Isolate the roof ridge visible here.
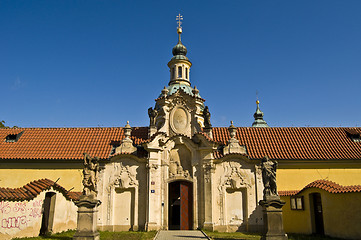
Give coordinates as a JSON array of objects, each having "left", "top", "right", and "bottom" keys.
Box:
[{"left": 279, "top": 179, "right": 361, "bottom": 196}]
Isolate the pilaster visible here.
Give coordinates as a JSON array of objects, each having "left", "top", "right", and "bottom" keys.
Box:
[{"left": 146, "top": 151, "right": 162, "bottom": 231}]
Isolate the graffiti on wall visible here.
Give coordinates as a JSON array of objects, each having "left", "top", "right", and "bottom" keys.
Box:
[{"left": 0, "top": 200, "right": 43, "bottom": 230}]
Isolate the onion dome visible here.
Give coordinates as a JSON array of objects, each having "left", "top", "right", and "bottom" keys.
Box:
[
  {"left": 252, "top": 100, "right": 269, "bottom": 127},
  {"left": 171, "top": 28, "right": 188, "bottom": 61}
]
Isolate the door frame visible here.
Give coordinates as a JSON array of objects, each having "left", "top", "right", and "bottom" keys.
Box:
[{"left": 166, "top": 178, "right": 195, "bottom": 230}]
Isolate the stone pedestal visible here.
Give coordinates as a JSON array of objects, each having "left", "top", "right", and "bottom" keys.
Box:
[
  {"left": 259, "top": 197, "right": 288, "bottom": 240},
  {"left": 73, "top": 196, "right": 101, "bottom": 240}
]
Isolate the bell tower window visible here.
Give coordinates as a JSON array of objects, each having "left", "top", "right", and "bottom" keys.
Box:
[
  {"left": 172, "top": 67, "right": 175, "bottom": 79},
  {"left": 185, "top": 68, "right": 188, "bottom": 79},
  {"left": 178, "top": 66, "right": 182, "bottom": 78}
]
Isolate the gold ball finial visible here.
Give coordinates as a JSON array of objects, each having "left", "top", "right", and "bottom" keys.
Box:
[
  {"left": 177, "top": 27, "right": 182, "bottom": 34},
  {"left": 256, "top": 100, "right": 260, "bottom": 105}
]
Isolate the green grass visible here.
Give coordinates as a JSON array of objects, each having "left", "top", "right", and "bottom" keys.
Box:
[
  {"left": 12, "top": 230, "right": 157, "bottom": 240},
  {"left": 203, "top": 231, "right": 345, "bottom": 240},
  {"left": 203, "top": 230, "right": 261, "bottom": 240}
]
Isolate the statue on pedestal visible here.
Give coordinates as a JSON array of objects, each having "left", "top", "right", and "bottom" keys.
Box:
[
  {"left": 82, "top": 153, "right": 99, "bottom": 198},
  {"left": 259, "top": 156, "right": 288, "bottom": 240},
  {"left": 73, "top": 153, "right": 101, "bottom": 240},
  {"left": 261, "top": 156, "right": 278, "bottom": 198}
]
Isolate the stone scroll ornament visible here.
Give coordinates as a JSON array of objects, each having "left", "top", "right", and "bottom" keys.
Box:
[
  {"left": 82, "top": 153, "right": 100, "bottom": 198},
  {"left": 203, "top": 106, "right": 212, "bottom": 128},
  {"left": 261, "top": 156, "right": 278, "bottom": 198}
]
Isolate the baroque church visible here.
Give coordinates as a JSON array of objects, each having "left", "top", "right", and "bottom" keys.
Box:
[{"left": 1, "top": 19, "right": 361, "bottom": 240}]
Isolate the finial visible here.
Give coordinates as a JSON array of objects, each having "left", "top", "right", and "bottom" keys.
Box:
[
  {"left": 176, "top": 13, "right": 183, "bottom": 30},
  {"left": 176, "top": 14, "right": 183, "bottom": 42},
  {"left": 228, "top": 121, "right": 237, "bottom": 139},
  {"left": 124, "top": 121, "right": 132, "bottom": 139},
  {"left": 192, "top": 86, "right": 199, "bottom": 96},
  {"left": 256, "top": 100, "right": 260, "bottom": 105},
  {"left": 161, "top": 86, "right": 169, "bottom": 96}
]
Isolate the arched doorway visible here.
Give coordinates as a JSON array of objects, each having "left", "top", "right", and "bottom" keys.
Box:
[{"left": 168, "top": 181, "right": 193, "bottom": 230}]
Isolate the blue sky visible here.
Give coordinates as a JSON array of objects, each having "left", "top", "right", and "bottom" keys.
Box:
[{"left": 1, "top": 0, "right": 361, "bottom": 127}]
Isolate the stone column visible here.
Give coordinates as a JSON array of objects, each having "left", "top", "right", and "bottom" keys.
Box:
[
  {"left": 259, "top": 196, "right": 288, "bottom": 240},
  {"left": 73, "top": 196, "right": 101, "bottom": 240}
]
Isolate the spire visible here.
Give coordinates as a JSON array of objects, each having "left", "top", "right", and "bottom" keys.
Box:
[
  {"left": 252, "top": 100, "right": 269, "bottom": 127},
  {"left": 168, "top": 14, "right": 192, "bottom": 86}
]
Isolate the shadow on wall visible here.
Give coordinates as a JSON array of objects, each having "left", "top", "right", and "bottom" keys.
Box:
[{"left": 243, "top": 204, "right": 263, "bottom": 233}]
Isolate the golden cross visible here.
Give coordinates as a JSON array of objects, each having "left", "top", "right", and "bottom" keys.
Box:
[{"left": 176, "top": 14, "right": 183, "bottom": 28}]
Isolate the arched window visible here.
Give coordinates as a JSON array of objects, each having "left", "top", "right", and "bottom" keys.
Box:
[
  {"left": 178, "top": 66, "right": 182, "bottom": 78},
  {"left": 172, "top": 67, "right": 175, "bottom": 79},
  {"left": 185, "top": 68, "right": 188, "bottom": 79}
]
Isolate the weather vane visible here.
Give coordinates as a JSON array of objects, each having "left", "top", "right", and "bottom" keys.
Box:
[{"left": 176, "top": 13, "right": 183, "bottom": 29}]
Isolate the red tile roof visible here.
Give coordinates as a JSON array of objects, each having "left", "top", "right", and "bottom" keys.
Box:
[
  {"left": 0, "top": 127, "right": 360, "bottom": 161},
  {"left": 213, "top": 127, "right": 361, "bottom": 160},
  {"left": 0, "top": 127, "right": 148, "bottom": 160},
  {"left": 279, "top": 179, "right": 361, "bottom": 196},
  {"left": 0, "top": 178, "right": 81, "bottom": 201}
]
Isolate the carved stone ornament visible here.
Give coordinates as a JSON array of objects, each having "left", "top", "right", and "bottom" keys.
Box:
[
  {"left": 113, "top": 163, "right": 138, "bottom": 189},
  {"left": 220, "top": 162, "right": 250, "bottom": 191},
  {"left": 147, "top": 163, "right": 159, "bottom": 173},
  {"left": 169, "top": 158, "right": 190, "bottom": 179},
  {"left": 170, "top": 106, "right": 189, "bottom": 134},
  {"left": 203, "top": 162, "right": 215, "bottom": 183}
]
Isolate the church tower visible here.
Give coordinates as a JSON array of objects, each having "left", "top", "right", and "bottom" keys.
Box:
[{"left": 148, "top": 16, "right": 207, "bottom": 138}]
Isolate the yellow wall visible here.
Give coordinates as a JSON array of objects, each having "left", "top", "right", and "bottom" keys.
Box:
[
  {"left": 0, "top": 169, "right": 83, "bottom": 191},
  {"left": 281, "top": 189, "right": 361, "bottom": 239},
  {"left": 281, "top": 195, "right": 312, "bottom": 235},
  {"left": 277, "top": 168, "right": 361, "bottom": 191}
]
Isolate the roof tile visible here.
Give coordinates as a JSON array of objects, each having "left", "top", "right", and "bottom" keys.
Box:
[
  {"left": 279, "top": 179, "right": 361, "bottom": 196},
  {"left": 0, "top": 179, "right": 81, "bottom": 201}
]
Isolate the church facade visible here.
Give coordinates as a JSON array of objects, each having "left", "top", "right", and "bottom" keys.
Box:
[
  {"left": 97, "top": 26, "right": 264, "bottom": 232},
  {"left": 1, "top": 23, "right": 361, "bottom": 239}
]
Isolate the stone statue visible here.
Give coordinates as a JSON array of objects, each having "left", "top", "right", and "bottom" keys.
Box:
[
  {"left": 203, "top": 106, "right": 212, "bottom": 128},
  {"left": 261, "top": 156, "right": 278, "bottom": 197},
  {"left": 82, "top": 153, "right": 100, "bottom": 197},
  {"left": 148, "top": 107, "right": 158, "bottom": 127}
]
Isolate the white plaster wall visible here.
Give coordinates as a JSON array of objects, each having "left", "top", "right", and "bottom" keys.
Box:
[
  {"left": 98, "top": 157, "right": 147, "bottom": 230},
  {"left": 212, "top": 159, "right": 262, "bottom": 231},
  {"left": 0, "top": 188, "right": 77, "bottom": 240}
]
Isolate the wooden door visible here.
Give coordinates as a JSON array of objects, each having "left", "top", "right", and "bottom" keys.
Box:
[{"left": 180, "top": 181, "right": 193, "bottom": 230}]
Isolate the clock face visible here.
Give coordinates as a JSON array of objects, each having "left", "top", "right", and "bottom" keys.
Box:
[{"left": 170, "top": 107, "right": 189, "bottom": 134}]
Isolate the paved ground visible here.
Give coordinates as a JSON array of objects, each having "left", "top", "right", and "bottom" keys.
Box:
[{"left": 155, "top": 230, "right": 209, "bottom": 240}]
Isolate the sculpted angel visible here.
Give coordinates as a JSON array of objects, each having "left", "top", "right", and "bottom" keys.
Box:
[{"left": 82, "top": 153, "right": 100, "bottom": 197}]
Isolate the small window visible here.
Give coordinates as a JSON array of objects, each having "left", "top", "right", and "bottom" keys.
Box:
[
  {"left": 172, "top": 67, "right": 175, "bottom": 79},
  {"left": 178, "top": 66, "right": 182, "bottom": 78},
  {"left": 185, "top": 68, "right": 188, "bottom": 79},
  {"left": 290, "top": 196, "right": 304, "bottom": 210}
]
